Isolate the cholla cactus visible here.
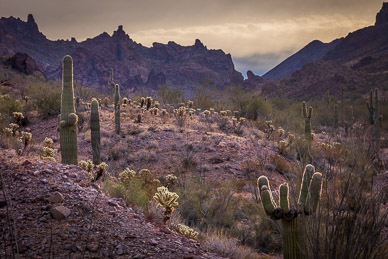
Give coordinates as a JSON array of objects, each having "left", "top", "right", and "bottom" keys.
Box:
[
  {"left": 176, "top": 224, "right": 198, "bottom": 240},
  {"left": 41, "top": 145, "right": 56, "bottom": 162},
  {"left": 122, "top": 97, "right": 128, "bottom": 105},
  {"left": 302, "top": 101, "right": 313, "bottom": 140},
  {"left": 94, "top": 162, "right": 108, "bottom": 181},
  {"left": 219, "top": 110, "right": 227, "bottom": 116},
  {"left": 13, "top": 112, "right": 24, "bottom": 126},
  {"left": 278, "top": 127, "right": 285, "bottom": 137},
  {"left": 165, "top": 174, "right": 178, "bottom": 188},
  {"left": 140, "top": 97, "right": 145, "bottom": 108},
  {"left": 154, "top": 101, "right": 160, "bottom": 108},
  {"left": 257, "top": 164, "right": 322, "bottom": 259},
  {"left": 20, "top": 131, "right": 32, "bottom": 148},
  {"left": 3, "top": 127, "right": 13, "bottom": 137},
  {"left": 44, "top": 137, "right": 54, "bottom": 148},
  {"left": 119, "top": 168, "right": 136, "bottom": 184},
  {"left": 174, "top": 106, "right": 187, "bottom": 129},
  {"left": 146, "top": 97, "right": 153, "bottom": 110},
  {"left": 187, "top": 100, "right": 193, "bottom": 108},
  {"left": 139, "top": 169, "right": 151, "bottom": 179},
  {"left": 9, "top": 123, "right": 19, "bottom": 136},
  {"left": 153, "top": 186, "right": 179, "bottom": 224},
  {"left": 203, "top": 110, "right": 210, "bottom": 117},
  {"left": 278, "top": 140, "right": 287, "bottom": 154},
  {"left": 78, "top": 160, "right": 94, "bottom": 173}
]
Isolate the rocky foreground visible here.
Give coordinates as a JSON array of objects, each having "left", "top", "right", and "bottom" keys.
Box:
[{"left": 0, "top": 148, "right": 222, "bottom": 259}]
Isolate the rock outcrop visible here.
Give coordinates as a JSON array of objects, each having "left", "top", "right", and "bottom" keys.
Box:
[
  {"left": 375, "top": 2, "right": 388, "bottom": 25},
  {"left": 4, "top": 52, "right": 46, "bottom": 78},
  {"left": 0, "top": 15, "right": 243, "bottom": 96}
]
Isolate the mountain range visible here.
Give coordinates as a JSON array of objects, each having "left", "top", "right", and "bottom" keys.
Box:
[
  {"left": 0, "top": 14, "right": 255, "bottom": 96},
  {"left": 261, "top": 2, "right": 388, "bottom": 99},
  {"left": 1, "top": 3, "right": 388, "bottom": 99}
]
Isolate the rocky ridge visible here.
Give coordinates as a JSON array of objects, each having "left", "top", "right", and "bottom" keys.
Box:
[{"left": 0, "top": 15, "right": 244, "bottom": 96}]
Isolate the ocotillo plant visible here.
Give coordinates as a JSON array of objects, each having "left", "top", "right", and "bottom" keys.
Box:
[
  {"left": 146, "top": 96, "right": 152, "bottom": 110},
  {"left": 302, "top": 102, "right": 313, "bottom": 140},
  {"left": 334, "top": 104, "right": 338, "bottom": 129},
  {"left": 91, "top": 98, "right": 100, "bottom": 164},
  {"left": 258, "top": 164, "right": 323, "bottom": 259},
  {"left": 114, "top": 84, "right": 120, "bottom": 134},
  {"left": 59, "top": 55, "right": 78, "bottom": 164}
]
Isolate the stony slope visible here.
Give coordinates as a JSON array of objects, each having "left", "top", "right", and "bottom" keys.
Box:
[{"left": 0, "top": 149, "right": 223, "bottom": 258}]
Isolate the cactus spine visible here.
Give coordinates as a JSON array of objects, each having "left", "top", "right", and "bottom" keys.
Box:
[
  {"left": 302, "top": 102, "right": 313, "bottom": 140},
  {"left": 59, "top": 55, "right": 78, "bottom": 164},
  {"left": 91, "top": 98, "right": 100, "bottom": 164},
  {"left": 334, "top": 104, "right": 338, "bottom": 129},
  {"left": 114, "top": 84, "right": 120, "bottom": 134},
  {"left": 258, "top": 164, "right": 323, "bottom": 259}
]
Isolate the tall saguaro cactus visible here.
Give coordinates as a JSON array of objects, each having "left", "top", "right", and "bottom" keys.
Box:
[
  {"left": 114, "top": 84, "right": 120, "bottom": 134},
  {"left": 59, "top": 55, "right": 78, "bottom": 164},
  {"left": 334, "top": 104, "right": 338, "bottom": 129},
  {"left": 109, "top": 68, "right": 115, "bottom": 96},
  {"left": 367, "top": 88, "right": 382, "bottom": 140},
  {"left": 258, "top": 164, "right": 323, "bottom": 259},
  {"left": 302, "top": 102, "right": 313, "bottom": 140},
  {"left": 91, "top": 98, "right": 100, "bottom": 164},
  {"left": 341, "top": 86, "right": 345, "bottom": 127}
]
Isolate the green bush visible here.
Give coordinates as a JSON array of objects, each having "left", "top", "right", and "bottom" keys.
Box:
[{"left": 26, "top": 81, "right": 61, "bottom": 117}]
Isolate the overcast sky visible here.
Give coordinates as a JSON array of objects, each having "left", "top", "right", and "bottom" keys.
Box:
[{"left": 0, "top": 0, "right": 383, "bottom": 76}]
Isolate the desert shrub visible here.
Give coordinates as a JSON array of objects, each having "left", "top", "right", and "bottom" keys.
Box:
[
  {"left": 202, "top": 229, "right": 260, "bottom": 259},
  {"left": 0, "top": 95, "right": 22, "bottom": 130},
  {"left": 26, "top": 81, "right": 61, "bottom": 117},
  {"left": 157, "top": 85, "right": 183, "bottom": 106},
  {"left": 270, "top": 154, "right": 291, "bottom": 174}
]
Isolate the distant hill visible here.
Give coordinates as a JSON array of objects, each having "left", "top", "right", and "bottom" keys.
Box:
[
  {"left": 0, "top": 15, "right": 243, "bottom": 96},
  {"left": 263, "top": 38, "right": 342, "bottom": 81},
  {"left": 262, "top": 3, "right": 388, "bottom": 99}
]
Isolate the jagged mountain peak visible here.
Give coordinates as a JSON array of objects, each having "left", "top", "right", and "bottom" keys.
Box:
[{"left": 375, "top": 2, "right": 388, "bottom": 25}]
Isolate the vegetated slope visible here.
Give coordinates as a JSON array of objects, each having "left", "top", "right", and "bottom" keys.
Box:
[
  {"left": 0, "top": 149, "right": 223, "bottom": 258},
  {"left": 261, "top": 3, "right": 388, "bottom": 99},
  {"left": 0, "top": 15, "right": 243, "bottom": 96},
  {"left": 262, "top": 38, "right": 342, "bottom": 81}
]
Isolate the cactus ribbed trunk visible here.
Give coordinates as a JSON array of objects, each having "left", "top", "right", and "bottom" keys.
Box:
[
  {"left": 115, "top": 84, "right": 120, "bottom": 134},
  {"left": 302, "top": 102, "right": 312, "bottom": 140},
  {"left": 91, "top": 98, "right": 100, "bottom": 164},
  {"left": 374, "top": 89, "right": 380, "bottom": 140},
  {"left": 59, "top": 55, "right": 78, "bottom": 164},
  {"left": 281, "top": 219, "right": 302, "bottom": 259}
]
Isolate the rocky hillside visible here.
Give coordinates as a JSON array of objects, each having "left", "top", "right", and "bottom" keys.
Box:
[
  {"left": 262, "top": 3, "right": 388, "bottom": 99},
  {"left": 262, "top": 39, "right": 342, "bottom": 81},
  {"left": 0, "top": 149, "right": 224, "bottom": 258},
  {"left": 0, "top": 15, "right": 244, "bottom": 96}
]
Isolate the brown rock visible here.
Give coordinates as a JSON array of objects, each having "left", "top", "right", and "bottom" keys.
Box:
[
  {"left": 47, "top": 192, "right": 64, "bottom": 203},
  {"left": 50, "top": 206, "right": 71, "bottom": 220}
]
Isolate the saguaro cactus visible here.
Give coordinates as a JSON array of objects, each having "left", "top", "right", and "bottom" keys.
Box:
[
  {"left": 114, "top": 84, "right": 120, "bottom": 134},
  {"left": 258, "top": 164, "right": 323, "bottom": 259},
  {"left": 109, "top": 68, "right": 115, "bottom": 96},
  {"left": 91, "top": 98, "right": 100, "bottom": 164},
  {"left": 59, "top": 55, "right": 78, "bottom": 164},
  {"left": 302, "top": 102, "right": 313, "bottom": 140},
  {"left": 367, "top": 88, "right": 381, "bottom": 140},
  {"left": 341, "top": 86, "right": 345, "bottom": 127},
  {"left": 334, "top": 104, "right": 338, "bottom": 129}
]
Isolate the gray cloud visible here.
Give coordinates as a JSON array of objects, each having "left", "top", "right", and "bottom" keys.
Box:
[{"left": 0, "top": 0, "right": 383, "bottom": 73}]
